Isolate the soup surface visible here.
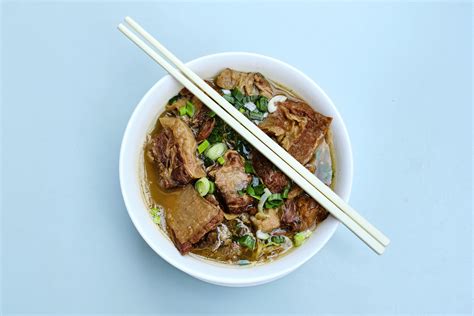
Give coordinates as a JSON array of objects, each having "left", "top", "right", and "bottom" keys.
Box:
[{"left": 142, "top": 68, "right": 335, "bottom": 265}]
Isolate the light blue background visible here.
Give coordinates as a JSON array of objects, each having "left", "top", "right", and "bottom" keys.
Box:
[{"left": 1, "top": 1, "right": 472, "bottom": 315}]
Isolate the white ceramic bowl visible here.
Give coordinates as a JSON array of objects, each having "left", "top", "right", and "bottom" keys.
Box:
[{"left": 119, "top": 52, "right": 353, "bottom": 287}]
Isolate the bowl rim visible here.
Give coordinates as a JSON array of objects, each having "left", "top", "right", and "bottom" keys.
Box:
[{"left": 119, "top": 51, "right": 353, "bottom": 286}]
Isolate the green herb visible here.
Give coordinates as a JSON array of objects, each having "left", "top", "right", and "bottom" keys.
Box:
[
  {"left": 239, "top": 108, "right": 246, "bottom": 113},
  {"left": 222, "top": 94, "right": 235, "bottom": 104},
  {"left": 217, "top": 156, "right": 225, "bottom": 165},
  {"left": 253, "top": 184, "right": 265, "bottom": 196},
  {"left": 238, "top": 235, "right": 256, "bottom": 250},
  {"left": 270, "top": 235, "right": 285, "bottom": 244},
  {"left": 246, "top": 185, "right": 260, "bottom": 200},
  {"left": 185, "top": 101, "right": 195, "bottom": 117},
  {"left": 243, "top": 95, "right": 259, "bottom": 103},
  {"left": 255, "top": 96, "right": 269, "bottom": 112},
  {"left": 249, "top": 110, "right": 265, "bottom": 121},
  {"left": 265, "top": 200, "right": 284, "bottom": 208},
  {"left": 195, "top": 177, "right": 211, "bottom": 196},
  {"left": 197, "top": 140, "right": 210, "bottom": 154},
  {"left": 205, "top": 143, "right": 227, "bottom": 160},
  {"left": 178, "top": 106, "right": 187, "bottom": 116},
  {"left": 231, "top": 88, "right": 245, "bottom": 102},
  {"left": 265, "top": 193, "right": 283, "bottom": 208},
  {"left": 294, "top": 230, "right": 312, "bottom": 247},
  {"left": 168, "top": 94, "right": 181, "bottom": 104},
  {"left": 244, "top": 160, "right": 255, "bottom": 174}
]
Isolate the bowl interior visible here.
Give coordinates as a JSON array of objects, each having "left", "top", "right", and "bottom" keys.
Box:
[{"left": 119, "top": 52, "right": 353, "bottom": 287}]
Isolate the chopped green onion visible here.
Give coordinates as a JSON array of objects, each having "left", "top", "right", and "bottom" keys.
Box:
[
  {"left": 149, "top": 207, "right": 160, "bottom": 217},
  {"left": 256, "top": 96, "right": 269, "bottom": 112},
  {"left": 208, "top": 111, "right": 216, "bottom": 117},
  {"left": 238, "top": 235, "right": 256, "bottom": 250},
  {"left": 150, "top": 207, "right": 162, "bottom": 225},
  {"left": 178, "top": 106, "right": 187, "bottom": 116},
  {"left": 258, "top": 188, "right": 272, "bottom": 212},
  {"left": 231, "top": 88, "right": 244, "bottom": 102},
  {"left": 239, "top": 108, "right": 246, "bottom": 113},
  {"left": 249, "top": 111, "right": 265, "bottom": 121},
  {"left": 244, "top": 160, "right": 255, "bottom": 174},
  {"left": 294, "top": 230, "right": 312, "bottom": 247},
  {"left": 208, "top": 181, "right": 215, "bottom": 194},
  {"left": 195, "top": 177, "right": 210, "bottom": 196},
  {"left": 206, "top": 143, "right": 227, "bottom": 160},
  {"left": 197, "top": 140, "right": 210, "bottom": 154},
  {"left": 270, "top": 235, "right": 285, "bottom": 244},
  {"left": 217, "top": 156, "right": 225, "bottom": 165},
  {"left": 222, "top": 94, "right": 235, "bottom": 104},
  {"left": 185, "top": 101, "right": 195, "bottom": 117},
  {"left": 253, "top": 184, "right": 265, "bottom": 195},
  {"left": 282, "top": 185, "right": 290, "bottom": 199}
]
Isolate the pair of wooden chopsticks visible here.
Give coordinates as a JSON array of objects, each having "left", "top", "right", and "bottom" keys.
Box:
[{"left": 118, "top": 17, "right": 390, "bottom": 254}]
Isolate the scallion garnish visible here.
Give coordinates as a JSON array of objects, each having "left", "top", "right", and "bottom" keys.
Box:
[
  {"left": 185, "top": 101, "right": 195, "bottom": 117},
  {"left": 238, "top": 235, "right": 256, "bottom": 250},
  {"left": 197, "top": 140, "right": 210, "bottom": 154},
  {"left": 195, "top": 177, "right": 211, "bottom": 196},
  {"left": 217, "top": 156, "right": 225, "bottom": 165}
]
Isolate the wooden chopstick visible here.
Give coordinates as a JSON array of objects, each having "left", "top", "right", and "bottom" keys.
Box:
[
  {"left": 118, "top": 19, "right": 389, "bottom": 254},
  {"left": 124, "top": 17, "right": 390, "bottom": 248}
]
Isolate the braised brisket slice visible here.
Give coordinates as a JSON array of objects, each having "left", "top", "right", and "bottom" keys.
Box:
[
  {"left": 166, "top": 185, "right": 224, "bottom": 254},
  {"left": 259, "top": 100, "right": 332, "bottom": 165},
  {"left": 281, "top": 194, "right": 329, "bottom": 231},
  {"left": 213, "top": 150, "right": 255, "bottom": 214},
  {"left": 148, "top": 117, "right": 205, "bottom": 189},
  {"left": 215, "top": 68, "right": 273, "bottom": 98},
  {"left": 251, "top": 151, "right": 288, "bottom": 193}
]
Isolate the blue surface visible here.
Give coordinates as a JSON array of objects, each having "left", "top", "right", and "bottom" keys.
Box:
[{"left": 1, "top": 1, "right": 472, "bottom": 315}]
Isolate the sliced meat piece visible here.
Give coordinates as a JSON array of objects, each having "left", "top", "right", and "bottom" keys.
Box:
[
  {"left": 251, "top": 151, "right": 288, "bottom": 193},
  {"left": 148, "top": 117, "right": 206, "bottom": 189},
  {"left": 192, "top": 107, "right": 215, "bottom": 142},
  {"left": 281, "top": 194, "right": 328, "bottom": 231},
  {"left": 297, "top": 195, "right": 328, "bottom": 230},
  {"left": 205, "top": 194, "right": 220, "bottom": 207},
  {"left": 165, "top": 185, "right": 224, "bottom": 254},
  {"left": 253, "top": 73, "right": 273, "bottom": 99},
  {"left": 214, "top": 150, "right": 255, "bottom": 214},
  {"left": 281, "top": 198, "right": 300, "bottom": 229},
  {"left": 259, "top": 100, "right": 332, "bottom": 165},
  {"left": 166, "top": 88, "right": 215, "bottom": 142},
  {"left": 251, "top": 209, "right": 280, "bottom": 232},
  {"left": 215, "top": 68, "right": 273, "bottom": 98},
  {"left": 286, "top": 185, "right": 303, "bottom": 200}
]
